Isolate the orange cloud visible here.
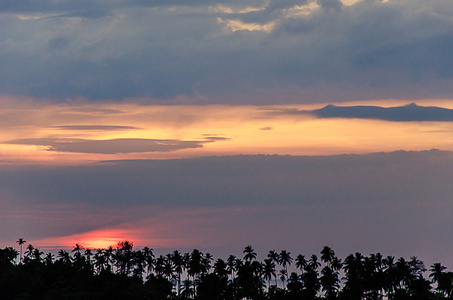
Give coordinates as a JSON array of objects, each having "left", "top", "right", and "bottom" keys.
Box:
[{"left": 0, "top": 96, "right": 452, "bottom": 165}]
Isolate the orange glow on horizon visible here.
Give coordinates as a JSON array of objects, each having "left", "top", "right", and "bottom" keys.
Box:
[
  {"left": 0, "top": 96, "right": 452, "bottom": 165},
  {"left": 31, "top": 228, "right": 141, "bottom": 250}
]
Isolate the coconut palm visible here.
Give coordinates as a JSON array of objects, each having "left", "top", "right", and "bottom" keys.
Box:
[
  {"left": 171, "top": 250, "right": 184, "bottom": 295},
  {"left": 279, "top": 250, "right": 293, "bottom": 275},
  {"left": 309, "top": 254, "right": 321, "bottom": 270},
  {"left": 57, "top": 249, "right": 71, "bottom": 265},
  {"left": 143, "top": 246, "right": 155, "bottom": 275},
  {"left": 16, "top": 238, "right": 26, "bottom": 264},
  {"left": 320, "top": 265, "right": 339, "bottom": 299},
  {"left": 24, "top": 244, "right": 35, "bottom": 261},
  {"left": 227, "top": 254, "right": 237, "bottom": 280},
  {"left": 202, "top": 252, "right": 213, "bottom": 275},
  {"left": 263, "top": 258, "right": 276, "bottom": 291},
  {"left": 320, "top": 246, "right": 335, "bottom": 266},
  {"left": 188, "top": 249, "right": 203, "bottom": 281},
  {"left": 279, "top": 269, "right": 288, "bottom": 288},
  {"left": 243, "top": 245, "right": 257, "bottom": 263},
  {"left": 268, "top": 250, "right": 280, "bottom": 287},
  {"left": 296, "top": 254, "right": 307, "bottom": 273}
]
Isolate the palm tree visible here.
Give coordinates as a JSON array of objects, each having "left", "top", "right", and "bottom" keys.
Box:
[
  {"left": 227, "top": 254, "right": 237, "bottom": 280},
  {"left": 133, "top": 249, "right": 146, "bottom": 278},
  {"left": 430, "top": 262, "right": 447, "bottom": 285},
  {"left": 188, "top": 249, "right": 203, "bottom": 281},
  {"left": 163, "top": 254, "right": 175, "bottom": 281},
  {"left": 302, "top": 263, "right": 321, "bottom": 299},
  {"left": 202, "top": 252, "right": 213, "bottom": 276},
  {"left": 44, "top": 252, "right": 54, "bottom": 265},
  {"left": 94, "top": 249, "right": 107, "bottom": 274},
  {"left": 320, "top": 246, "right": 335, "bottom": 266},
  {"left": 16, "top": 238, "right": 26, "bottom": 264},
  {"left": 263, "top": 258, "right": 276, "bottom": 291},
  {"left": 155, "top": 255, "right": 165, "bottom": 277},
  {"left": 143, "top": 246, "right": 155, "bottom": 275},
  {"left": 309, "top": 254, "right": 321, "bottom": 270},
  {"left": 279, "top": 269, "right": 288, "bottom": 288},
  {"left": 268, "top": 250, "right": 280, "bottom": 287},
  {"left": 295, "top": 254, "right": 307, "bottom": 274},
  {"left": 57, "top": 249, "right": 71, "bottom": 265},
  {"left": 279, "top": 250, "right": 293, "bottom": 275},
  {"left": 171, "top": 250, "right": 184, "bottom": 295},
  {"left": 24, "top": 244, "right": 35, "bottom": 261},
  {"left": 320, "top": 265, "right": 339, "bottom": 299},
  {"left": 214, "top": 258, "right": 228, "bottom": 278},
  {"left": 243, "top": 245, "right": 257, "bottom": 263},
  {"left": 267, "top": 250, "right": 280, "bottom": 266},
  {"left": 181, "top": 279, "right": 195, "bottom": 299},
  {"left": 32, "top": 248, "right": 44, "bottom": 262}
]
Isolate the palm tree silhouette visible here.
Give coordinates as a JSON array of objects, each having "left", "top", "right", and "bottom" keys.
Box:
[
  {"left": 320, "top": 246, "right": 335, "bottom": 266},
  {"left": 320, "top": 265, "right": 339, "bottom": 299},
  {"left": 142, "top": 246, "right": 155, "bottom": 275},
  {"left": 24, "top": 244, "right": 35, "bottom": 261},
  {"left": 430, "top": 262, "right": 447, "bottom": 284},
  {"left": 296, "top": 254, "right": 307, "bottom": 274},
  {"left": 227, "top": 254, "right": 237, "bottom": 280},
  {"left": 279, "top": 250, "right": 293, "bottom": 275},
  {"left": 16, "top": 238, "right": 26, "bottom": 264},
  {"left": 171, "top": 250, "right": 184, "bottom": 296},
  {"left": 243, "top": 245, "right": 257, "bottom": 263},
  {"left": 263, "top": 258, "right": 276, "bottom": 291},
  {"left": 267, "top": 250, "right": 280, "bottom": 287},
  {"left": 279, "top": 269, "right": 288, "bottom": 287}
]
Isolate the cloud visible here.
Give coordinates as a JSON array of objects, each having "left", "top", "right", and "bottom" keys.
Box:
[
  {"left": 51, "top": 125, "right": 140, "bottom": 131},
  {"left": 283, "top": 103, "right": 453, "bottom": 121},
  {"left": 2, "top": 138, "right": 210, "bottom": 154},
  {"left": 2, "top": 150, "right": 453, "bottom": 265},
  {"left": 0, "top": 0, "right": 451, "bottom": 103}
]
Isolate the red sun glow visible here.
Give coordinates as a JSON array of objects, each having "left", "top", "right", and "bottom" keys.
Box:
[{"left": 32, "top": 228, "right": 140, "bottom": 249}]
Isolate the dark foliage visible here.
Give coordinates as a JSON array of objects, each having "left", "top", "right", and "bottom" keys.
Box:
[{"left": 0, "top": 242, "right": 451, "bottom": 300}]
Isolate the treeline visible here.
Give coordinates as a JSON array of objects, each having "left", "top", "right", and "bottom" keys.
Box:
[{"left": 1, "top": 240, "right": 452, "bottom": 299}]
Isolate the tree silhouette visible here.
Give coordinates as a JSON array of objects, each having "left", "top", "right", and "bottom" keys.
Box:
[
  {"left": 1, "top": 243, "right": 452, "bottom": 300},
  {"left": 16, "top": 238, "right": 26, "bottom": 264},
  {"left": 263, "top": 258, "right": 276, "bottom": 291},
  {"left": 243, "top": 245, "right": 257, "bottom": 263},
  {"left": 279, "top": 250, "right": 293, "bottom": 276}
]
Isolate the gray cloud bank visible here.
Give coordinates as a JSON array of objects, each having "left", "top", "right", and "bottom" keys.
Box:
[
  {"left": 1, "top": 137, "right": 228, "bottom": 154},
  {"left": 0, "top": 0, "right": 452, "bottom": 103},
  {"left": 2, "top": 150, "right": 453, "bottom": 262},
  {"left": 286, "top": 103, "right": 453, "bottom": 121}
]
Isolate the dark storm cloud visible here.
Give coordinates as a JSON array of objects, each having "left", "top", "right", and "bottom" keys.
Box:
[
  {"left": 2, "top": 138, "right": 207, "bottom": 154},
  {"left": 281, "top": 103, "right": 453, "bottom": 121},
  {"left": 0, "top": 0, "right": 452, "bottom": 102}
]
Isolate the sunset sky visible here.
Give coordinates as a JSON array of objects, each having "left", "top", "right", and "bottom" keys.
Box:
[{"left": 1, "top": 0, "right": 453, "bottom": 266}]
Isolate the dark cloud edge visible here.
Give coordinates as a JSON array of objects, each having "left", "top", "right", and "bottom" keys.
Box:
[
  {"left": 97, "top": 148, "right": 451, "bottom": 164},
  {"left": 279, "top": 103, "right": 453, "bottom": 122},
  {"left": 0, "top": 137, "right": 229, "bottom": 154}
]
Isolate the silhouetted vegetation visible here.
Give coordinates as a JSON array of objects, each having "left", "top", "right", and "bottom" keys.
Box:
[{"left": 1, "top": 242, "right": 452, "bottom": 299}]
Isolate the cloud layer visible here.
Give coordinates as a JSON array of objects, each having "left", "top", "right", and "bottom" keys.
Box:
[
  {"left": 283, "top": 103, "right": 453, "bottom": 121},
  {"left": 2, "top": 150, "right": 453, "bottom": 264},
  {"left": 0, "top": 0, "right": 452, "bottom": 103}
]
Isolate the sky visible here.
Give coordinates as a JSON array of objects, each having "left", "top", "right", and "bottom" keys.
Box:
[{"left": 1, "top": 0, "right": 453, "bottom": 267}]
